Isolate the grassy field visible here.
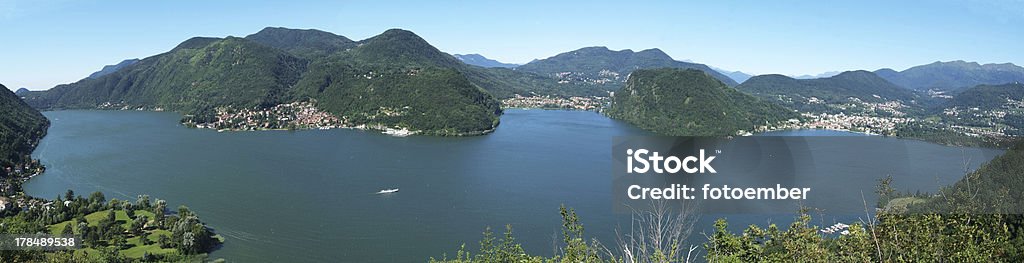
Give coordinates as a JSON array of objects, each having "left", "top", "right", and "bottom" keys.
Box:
[
  {"left": 46, "top": 209, "right": 175, "bottom": 259},
  {"left": 884, "top": 196, "right": 930, "bottom": 213}
]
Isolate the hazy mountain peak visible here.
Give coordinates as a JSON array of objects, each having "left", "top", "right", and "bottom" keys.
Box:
[
  {"left": 791, "top": 71, "right": 841, "bottom": 79},
  {"left": 453, "top": 54, "right": 519, "bottom": 68}
]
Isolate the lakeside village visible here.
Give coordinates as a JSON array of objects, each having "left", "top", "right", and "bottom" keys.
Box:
[
  {"left": 178, "top": 101, "right": 420, "bottom": 137},
  {"left": 0, "top": 159, "right": 48, "bottom": 213},
  {"left": 98, "top": 91, "right": 1017, "bottom": 140}
]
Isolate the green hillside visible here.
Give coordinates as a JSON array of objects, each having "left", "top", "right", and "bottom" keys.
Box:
[
  {"left": 23, "top": 36, "right": 307, "bottom": 113},
  {"left": 605, "top": 68, "right": 796, "bottom": 136},
  {"left": 737, "top": 70, "right": 920, "bottom": 111},
  {"left": 339, "top": 29, "right": 463, "bottom": 68},
  {"left": 876, "top": 61, "right": 1024, "bottom": 91},
  {"left": 915, "top": 139, "right": 1024, "bottom": 213},
  {"left": 0, "top": 84, "right": 49, "bottom": 176},
  {"left": 23, "top": 28, "right": 503, "bottom": 135},
  {"left": 293, "top": 63, "right": 501, "bottom": 135},
  {"left": 244, "top": 27, "right": 356, "bottom": 59},
  {"left": 948, "top": 83, "right": 1024, "bottom": 110}
]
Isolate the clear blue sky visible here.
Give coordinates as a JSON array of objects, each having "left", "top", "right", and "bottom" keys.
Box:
[{"left": 2, "top": 0, "right": 1022, "bottom": 90}]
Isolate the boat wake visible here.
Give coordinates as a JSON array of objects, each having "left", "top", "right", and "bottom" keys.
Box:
[{"left": 375, "top": 188, "right": 399, "bottom": 194}]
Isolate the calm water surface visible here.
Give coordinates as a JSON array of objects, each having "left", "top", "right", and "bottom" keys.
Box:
[{"left": 25, "top": 110, "right": 1003, "bottom": 262}]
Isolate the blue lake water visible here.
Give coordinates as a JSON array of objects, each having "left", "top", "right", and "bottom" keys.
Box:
[{"left": 25, "top": 109, "right": 1004, "bottom": 262}]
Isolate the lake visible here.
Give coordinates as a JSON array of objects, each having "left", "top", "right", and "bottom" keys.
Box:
[{"left": 25, "top": 109, "right": 1004, "bottom": 262}]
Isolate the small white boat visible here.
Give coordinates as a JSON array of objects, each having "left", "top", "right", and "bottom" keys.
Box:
[{"left": 377, "top": 188, "right": 399, "bottom": 194}]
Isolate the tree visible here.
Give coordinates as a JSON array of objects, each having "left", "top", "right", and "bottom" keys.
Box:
[
  {"left": 136, "top": 195, "right": 151, "bottom": 209},
  {"left": 60, "top": 223, "right": 74, "bottom": 236},
  {"left": 88, "top": 192, "right": 106, "bottom": 207},
  {"left": 157, "top": 234, "right": 171, "bottom": 249},
  {"left": 139, "top": 231, "right": 151, "bottom": 245},
  {"left": 131, "top": 216, "right": 146, "bottom": 236}
]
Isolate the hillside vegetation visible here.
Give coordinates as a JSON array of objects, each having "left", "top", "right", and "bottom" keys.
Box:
[
  {"left": 0, "top": 84, "right": 48, "bottom": 177},
  {"left": 22, "top": 28, "right": 503, "bottom": 135},
  {"left": 876, "top": 60, "right": 1024, "bottom": 91},
  {"left": 605, "top": 68, "right": 796, "bottom": 136}
]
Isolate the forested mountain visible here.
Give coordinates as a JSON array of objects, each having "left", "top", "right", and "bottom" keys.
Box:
[
  {"left": 244, "top": 27, "right": 355, "bottom": 59},
  {"left": 947, "top": 83, "right": 1024, "bottom": 110},
  {"left": 23, "top": 36, "right": 307, "bottom": 112},
  {"left": 14, "top": 88, "right": 29, "bottom": 95},
  {"left": 21, "top": 28, "right": 503, "bottom": 135},
  {"left": 737, "top": 70, "right": 919, "bottom": 106},
  {"left": 605, "top": 68, "right": 796, "bottom": 136},
  {"left": 517, "top": 47, "right": 739, "bottom": 89},
  {"left": 292, "top": 29, "right": 501, "bottom": 135},
  {"left": 0, "top": 83, "right": 48, "bottom": 177},
  {"left": 87, "top": 59, "right": 139, "bottom": 79},
  {"left": 875, "top": 61, "right": 1024, "bottom": 91},
  {"left": 453, "top": 54, "right": 519, "bottom": 68}
]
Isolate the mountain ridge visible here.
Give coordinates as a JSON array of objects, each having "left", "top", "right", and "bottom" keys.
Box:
[
  {"left": 517, "top": 46, "right": 739, "bottom": 87},
  {"left": 87, "top": 59, "right": 140, "bottom": 79},
  {"left": 738, "top": 70, "right": 918, "bottom": 104},
  {"left": 453, "top": 54, "right": 519, "bottom": 68},
  {"left": 22, "top": 28, "right": 503, "bottom": 136},
  {"left": 875, "top": 60, "right": 1024, "bottom": 91}
]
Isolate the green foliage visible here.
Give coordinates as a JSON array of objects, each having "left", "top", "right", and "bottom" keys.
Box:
[
  {"left": 705, "top": 209, "right": 1013, "bottom": 262},
  {"left": 293, "top": 63, "right": 501, "bottom": 135},
  {"left": 0, "top": 84, "right": 49, "bottom": 177},
  {"left": 1, "top": 190, "right": 220, "bottom": 261},
  {"left": 910, "top": 139, "right": 1024, "bottom": 214},
  {"left": 606, "top": 68, "right": 797, "bottom": 136},
  {"left": 244, "top": 27, "right": 356, "bottom": 59},
  {"left": 708, "top": 141, "right": 1024, "bottom": 262},
  {"left": 947, "top": 83, "right": 1024, "bottom": 110}
]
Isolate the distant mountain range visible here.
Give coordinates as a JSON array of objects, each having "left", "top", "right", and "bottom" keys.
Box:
[
  {"left": 517, "top": 46, "right": 738, "bottom": 87},
  {"left": 453, "top": 54, "right": 519, "bottom": 68},
  {"left": 875, "top": 61, "right": 1024, "bottom": 91},
  {"left": 14, "top": 88, "right": 30, "bottom": 95},
  {"left": 791, "top": 71, "right": 841, "bottom": 79},
  {"left": 737, "top": 70, "right": 919, "bottom": 110},
  {"left": 87, "top": 59, "right": 139, "bottom": 79},
  {"left": 605, "top": 68, "right": 796, "bottom": 136},
  {"left": 17, "top": 26, "right": 1024, "bottom": 138},
  {"left": 709, "top": 67, "right": 752, "bottom": 83}
]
